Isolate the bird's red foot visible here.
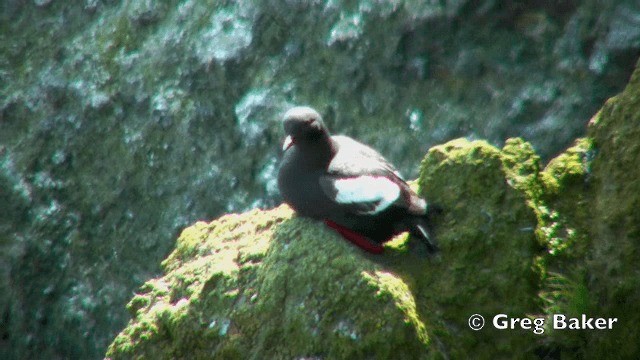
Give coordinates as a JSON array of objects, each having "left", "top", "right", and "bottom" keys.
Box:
[{"left": 324, "top": 220, "right": 384, "bottom": 254}]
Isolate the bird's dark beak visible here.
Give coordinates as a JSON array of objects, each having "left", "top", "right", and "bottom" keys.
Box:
[{"left": 282, "top": 135, "right": 294, "bottom": 151}]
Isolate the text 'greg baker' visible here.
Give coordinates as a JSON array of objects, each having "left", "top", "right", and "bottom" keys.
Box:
[{"left": 490, "top": 314, "right": 617, "bottom": 335}]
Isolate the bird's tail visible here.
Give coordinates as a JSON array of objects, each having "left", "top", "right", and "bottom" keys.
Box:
[{"left": 409, "top": 204, "right": 442, "bottom": 253}]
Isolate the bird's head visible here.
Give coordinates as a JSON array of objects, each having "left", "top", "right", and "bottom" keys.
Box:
[{"left": 282, "top": 106, "right": 329, "bottom": 151}]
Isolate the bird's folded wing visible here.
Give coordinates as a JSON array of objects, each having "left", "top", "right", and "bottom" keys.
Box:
[
  {"left": 319, "top": 175, "right": 401, "bottom": 215},
  {"left": 329, "top": 136, "right": 404, "bottom": 179}
]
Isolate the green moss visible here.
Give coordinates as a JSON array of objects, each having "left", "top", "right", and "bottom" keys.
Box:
[
  {"left": 106, "top": 207, "right": 291, "bottom": 359},
  {"left": 501, "top": 138, "right": 543, "bottom": 200},
  {"left": 364, "top": 270, "right": 429, "bottom": 345},
  {"left": 530, "top": 61, "right": 640, "bottom": 359},
  {"left": 107, "top": 206, "right": 437, "bottom": 359},
  {"left": 417, "top": 138, "right": 541, "bottom": 358},
  {"left": 537, "top": 137, "right": 594, "bottom": 259},
  {"left": 574, "top": 60, "right": 640, "bottom": 359}
]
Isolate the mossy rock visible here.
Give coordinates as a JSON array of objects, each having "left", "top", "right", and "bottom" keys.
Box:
[
  {"left": 417, "top": 138, "right": 541, "bottom": 358},
  {"left": 106, "top": 206, "right": 432, "bottom": 359},
  {"left": 106, "top": 60, "right": 640, "bottom": 359},
  {"left": 107, "top": 137, "right": 551, "bottom": 359},
  {"left": 533, "top": 60, "right": 640, "bottom": 359}
]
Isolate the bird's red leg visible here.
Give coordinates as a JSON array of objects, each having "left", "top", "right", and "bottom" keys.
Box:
[{"left": 324, "top": 220, "right": 384, "bottom": 254}]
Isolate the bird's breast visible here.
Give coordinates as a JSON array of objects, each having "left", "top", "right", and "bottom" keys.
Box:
[{"left": 278, "top": 154, "right": 330, "bottom": 218}]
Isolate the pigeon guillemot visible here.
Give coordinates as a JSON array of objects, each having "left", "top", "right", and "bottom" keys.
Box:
[{"left": 277, "top": 106, "right": 439, "bottom": 254}]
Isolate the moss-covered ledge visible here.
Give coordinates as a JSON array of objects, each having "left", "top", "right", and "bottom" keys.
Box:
[
  {"left": 106, "top": 62, "right": 640, "bottom": 359},
  {"left": 105, "top": 206, "right": 432, "bottom": 359},
  {"left": 105, "top": 137, "right": 542, "bottom": 360}
]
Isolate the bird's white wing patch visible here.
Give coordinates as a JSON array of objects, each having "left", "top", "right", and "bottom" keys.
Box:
[{"left": 333, "top": 176, "right": 401, "bottom": 214}]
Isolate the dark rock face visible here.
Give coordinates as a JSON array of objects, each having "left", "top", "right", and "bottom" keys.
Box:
[{"left": 1, "top": 1, "right": 639, "bottom": 359}]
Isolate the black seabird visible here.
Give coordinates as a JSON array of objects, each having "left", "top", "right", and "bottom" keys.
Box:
[{"left": 277, "top": 106, "right": 438, "bottom": 254}]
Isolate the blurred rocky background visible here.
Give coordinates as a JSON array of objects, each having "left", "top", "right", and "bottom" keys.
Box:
[{"left": 1, "top": 0, "right": 639, "bottom": 358}]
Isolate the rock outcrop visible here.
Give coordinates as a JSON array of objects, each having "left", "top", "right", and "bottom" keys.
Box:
[{"left": 106, "top": 59, "right": 640, "bottom": 359}]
